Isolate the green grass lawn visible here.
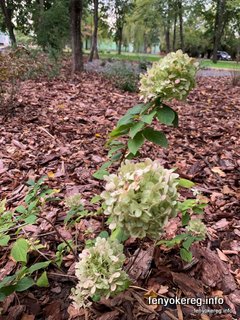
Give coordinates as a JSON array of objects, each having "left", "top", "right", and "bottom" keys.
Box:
[{"left": 97, "top": 51, "right": 240, "bottom": 70}]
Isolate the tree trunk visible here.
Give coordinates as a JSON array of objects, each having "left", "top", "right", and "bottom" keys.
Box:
[
  {"left": 0, "top": 0, "right": 16, "bottom": 46},
  {"left": 173, "top": 11, "right": 177, "bottom": 51},
  {"left": 212, "top": 0, "right": 226, "bottom": 63},
  {"left": 164, "top": 0, "right": 171, "bottom": 53},
  {"left": 118, "top": 26, "right": 123, "bottom": 55},
  {"left": 70, "top": 0, "right": 83, "bottom": 73},
  {"left": 178, "top": 0, "right": 184, "bottom": 51},
  {"left": 89, "top": 0, "right": 99, "bottom": 61}
]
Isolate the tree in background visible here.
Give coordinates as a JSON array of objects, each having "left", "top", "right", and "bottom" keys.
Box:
[
  {"left": 33, "top": 0, "right": 70, "bottom": 56},
  {"left": 124, "top": 0, "right": 161, "bottom": 53},
  {"left": 89, "top": 0, "right": 99, "bottom": 61},
  {"left": 70, "top": 0, "right": 84, "bottom": 72},
  {"left": 212, "top": 0, "right": 227, "bottom": 63},
  {"left": 0, "top": 0, "right": 16, "bottom": 45},
  {"left": 112, "top": 0, "right": 134, "bottom": 54}
]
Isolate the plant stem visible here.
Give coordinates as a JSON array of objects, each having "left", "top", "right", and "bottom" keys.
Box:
[{"left": 36, "top": 215, "right": 78, "bottom": 261}]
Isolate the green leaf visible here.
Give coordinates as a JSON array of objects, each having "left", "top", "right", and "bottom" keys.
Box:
[
  {"left": 36, "top": 271, "right": 49, "bottom": 287},
  {"left": 157, "top": 233, "right": 188, "bottom": 247},
  {"left": 24, "top": 214, "right": 37, "bottom": 224},
  {"left": 126, "top": 152, "right": 139, "bottom": 159},
  {"left": 117, "top": 114, "right": 134, "bottom": 126},
  {"left": 141, "top": 110, "right": 156, "bottom": 124},
  {"left": 110, "top": 152, "right": 122, "bottom": 161},
  {"left": 15, "top": 205, "right": 27, "bottom": 214},
  {"left": 91, "top": 294, "right": 101, "bottom": 302},
  {"left": 92, "top": 169, "right": 109, "bottom": 180},
  {"left": 182, "top": 236, "right": 196, "bottom": 251},
  {"left": 15, "top": 277, "right": 35, "bottom": 292},
  {"left": 98, "top": 231, "right": 109, "bottom": 239},
  {"left": 25, "top": 193, "right": 34, "bottom": 204},
  {"left": 28, "top": 200, "right": 38, "bottom": 211},
  {"left": 0, "top": 275, "right": 16, "bottom": 289},
  {"left": 0, "top": 235, "right": 10, "bottom": 246},
  {"left": 180, "top": 248, "right": 192, "bottom": 262},
  {"left": 125, "top": 104, "right": 145, "bottom": 116},
  {"left": 156, "top": 105, "right": 176, "bottom": 125},
  {"left": 172, "top": 112, "right": 179, "bottom": 127},
  {"left": 110, "top": 227, "right": 129, "bottom": 243},
  {"left": 108, "top": 145, "right": 124, "bottom": 157},
  {"left": 11, "top": 238, "right": 29, "bottom": 263},
  {"left": 90, "top": 195, "right": 102, "bottom": 204},
  {"left": 109, "top": 123, "right": 132, "bottom": 138},
  {"left": 129, "top": 122, "right": 145, "bottom": 138},
  {"left": 28, "top": 261, "right": 51, "bottom": 274},
  {"left": 127, "top": 132, "right": 145, "bottom": 155},
  {"left": 178, "top": 178, "right": 195, "bottom": 188},
  {"left": 182, "top": 212, "right": 190, "bottom": 226},
  {"left": 26, "top": 179, "right": 35, "bottom": 186},
  {"left": 142, "top": 128, "right": 168, "bottom": 148}
]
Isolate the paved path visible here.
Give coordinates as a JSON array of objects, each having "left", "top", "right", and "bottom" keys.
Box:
[
  {"left": 197, "top": 68, "right": 240, "bottom": 77},
  {"left": 85, "top": 60, "right": 240, "bottom": 77}
]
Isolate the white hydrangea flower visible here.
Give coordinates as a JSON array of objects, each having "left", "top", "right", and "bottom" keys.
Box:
[
  {"left": 101, "top": 159, "right": 179, "bottom": 239},
  {"left": 139, "top": 50, "right": 199, "bottom": 102},
  {"left": 71, "top": 237, "right": 130, "bottom": 309}
]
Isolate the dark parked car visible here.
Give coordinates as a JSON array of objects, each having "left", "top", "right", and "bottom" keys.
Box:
[{"left": 217, "top": 51, "right": 231, "bottom": 61}]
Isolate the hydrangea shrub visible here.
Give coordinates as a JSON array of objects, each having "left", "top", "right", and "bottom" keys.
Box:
[
  {"left": 72, "top": 237, "right": 130, "bottom": 308},
  {"left": 101, "top": 159, "right": 179, "bottom": 239},
  {"left": 139, "top": 50, "right": 199, "bottom": 102}
]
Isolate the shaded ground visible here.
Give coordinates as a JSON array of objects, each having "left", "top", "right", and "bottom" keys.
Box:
[{"left": 0, "top": 71, "right": 239, "bottom": 320}]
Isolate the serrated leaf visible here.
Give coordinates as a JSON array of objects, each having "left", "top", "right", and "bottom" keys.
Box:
[
  {"left": 180, "top": 248, "right": 192, "bottom": 262},
  {"left": 11, "top": 238, "right": 29, "bottom": 263},
  {"left": 178, "top": 178, "right": 195, "bottom": 188},
  {"left": 128, "top": 132, "right": 145, "bottom": 155},
  {"left": 28, "top": 200, "right": 38, "bottom": 211},
  {"left": 157, "top": 105, "right": 176, "bottom": 125},
  {"left": 36, "top": 271, "right": 49, "bottom": 287},
  {"left": 142, "top": 128, "right": 168, "bottom": 148},
  {"left": 15, "top": 205, "right": 27, "bottom": 214},
  {"left": 24, "top": 214, "right": 37, "bottom": 224},
  {"left": 129, "top": 122, "right": 145, "bottom": 138}
]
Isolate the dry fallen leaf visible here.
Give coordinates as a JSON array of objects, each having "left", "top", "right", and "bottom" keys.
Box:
[
  {"left": 158, "top": 285, "right": 169, "bottom": 295},
  {"left": 67, "top": 305, "right": 86, "bottom": 319},
  {"left": 211, "top": 167, "right": 226, "bottom": 177},
  {"left": 222, "top": 185, "right": 236, "bottom": 195},
  {"left": 216, "top": 248, "right": 229, "bottom": 262}
]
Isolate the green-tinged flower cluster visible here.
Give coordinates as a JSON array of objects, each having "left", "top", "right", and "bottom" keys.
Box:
[
  {"left": 65, "top": 194, "right": 84, "bottom": 210},
  {"left": 186, "top": 219, "right": 207, "bottom": 238},
  {"left": 101, "top": 159, "right": 179, "bottom": 239},
  {"left": 139, "top": 50, "right": 198, "bottom": 102},
  {"left": 72, "top": 237, "right": 130, "bottom": 308}
]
